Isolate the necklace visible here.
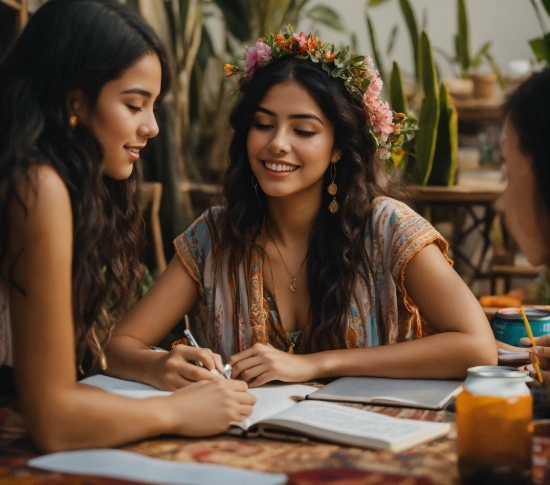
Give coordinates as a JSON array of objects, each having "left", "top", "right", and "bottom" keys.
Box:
[{"left": 268, "top": 232, "right": 307, "bottom": 292}]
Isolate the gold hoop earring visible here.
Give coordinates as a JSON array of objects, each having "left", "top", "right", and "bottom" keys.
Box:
[
  {"left": 252, "top": 174, "right": 259, "bottom": 197},
  {"left": 327, "top": 163, "right": 339, "bottom": 214},
  {"left": 69, "top": 114, "right": 78, "bottom": 129}
]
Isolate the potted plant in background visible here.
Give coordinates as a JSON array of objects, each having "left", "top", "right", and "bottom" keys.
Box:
[
  {"left": 389, "top": 31, "right": 458, "bottom": 187},
  {"left": 436, "top": 0, "right": 504, "bottom": 100},
  {"left": 528, "top": 0, "right": 550, "bottom": 66}
]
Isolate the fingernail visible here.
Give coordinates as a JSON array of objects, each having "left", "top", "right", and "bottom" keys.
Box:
[{"left": 533, "top": 347, "right": 541, "bottom": 355}]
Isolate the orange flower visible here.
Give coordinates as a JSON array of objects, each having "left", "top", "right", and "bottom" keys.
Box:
[
  {"left": 324, "top": 50, "right": 336, "bottom": 61},
  {"left": 223, "top": 63, "right": 236, "bottom": 77},
  {"left": 275, "top": 34, "right": 286, "bottom": 49},
  {"left": 306, "top": 34, "right": 318, "bottom": 52}
]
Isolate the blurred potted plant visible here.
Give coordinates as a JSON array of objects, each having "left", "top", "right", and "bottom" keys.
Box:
[
  {"left": 389, "top": 31, "right": 458, "bottom": 186},
  {"left": 436, "top": 0, "right": 504, "bottom": 99},
  {"left": 528, "top": 0, "right": 550, "bottom": 66}
]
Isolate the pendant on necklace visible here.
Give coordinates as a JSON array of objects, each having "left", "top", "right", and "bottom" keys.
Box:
[{"left": 290, "top": 277, "right": 297, "bottom": 292}]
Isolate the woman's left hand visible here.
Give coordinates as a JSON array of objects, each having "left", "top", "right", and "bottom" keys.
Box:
[
  {"left": 520, "top": 335, "right": 550, "bottom": 384},
  {"left": 228, "top": 343, "right": 315, "bottom": 387}
]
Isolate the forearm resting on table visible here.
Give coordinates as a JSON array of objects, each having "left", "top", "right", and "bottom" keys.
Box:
[
  {"left": 105, "top": 335, "right": 163, "bottom": 387},
  {"left": 303, "top": 331, "right": 497, "bottom": 380},
  {"left": 20, "top": 384, "right": 173, "bottom": 453}
]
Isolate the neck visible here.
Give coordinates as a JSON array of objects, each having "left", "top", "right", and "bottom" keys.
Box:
[{"left": 265, "top": 195, "right": 319, "bottom": 245}]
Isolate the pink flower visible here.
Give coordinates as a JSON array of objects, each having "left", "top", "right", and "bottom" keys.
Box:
[
  {"left": 363, "top": 56, "right": 374, "bottom": 70},
  {"left": 368, "top": 77, "right": 383, "bottom": 96},
  {"left": 244, "top": 41, "right": 272, "bottom": 80},
  {"left": 378, "top": 149, "right": 390, "bottom": 160},
  {"left": 293, "top": 32, "right": 307, "bottom": 50},
  {"left": 367, "top": 100, "right": 395, "bottom": 143}
]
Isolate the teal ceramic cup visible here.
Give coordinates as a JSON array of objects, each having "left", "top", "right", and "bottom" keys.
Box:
[{"left": 492, "top": 308, "right": 550, "bottom": 347}]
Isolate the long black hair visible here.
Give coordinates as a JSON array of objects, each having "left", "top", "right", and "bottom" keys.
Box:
[
  {"left": 504, "top": 68, "right": 550, "bottom": 212},
  {"left": 209, "top": 55, "right": 405, "bottom": 352},
  {"left": 0, "top": 0, "right": 171, "bottom": 369}
]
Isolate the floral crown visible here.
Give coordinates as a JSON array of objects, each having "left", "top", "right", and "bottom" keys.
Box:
[{"left": 224, "top": 25, "right": 408, "bottom": 159}]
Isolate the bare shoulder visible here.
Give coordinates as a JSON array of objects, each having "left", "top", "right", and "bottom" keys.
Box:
[{"left": 9, "top": 164, "right": 71, "bottom": 234}]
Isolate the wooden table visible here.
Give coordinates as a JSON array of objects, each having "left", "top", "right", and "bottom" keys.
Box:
[
  {"left": 407, "top": 171, "right": 506, "bottom": 287},
  {"left": 0, "top": 395, "right": 457, "bottom": 485}
]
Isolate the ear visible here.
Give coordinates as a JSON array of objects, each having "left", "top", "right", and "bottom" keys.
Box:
[
  {"left": 66, "top": 89, "right": 88, "bottom": 120},
  {"left": 330, "top": 148, "right": 342, "bottom": 163}
]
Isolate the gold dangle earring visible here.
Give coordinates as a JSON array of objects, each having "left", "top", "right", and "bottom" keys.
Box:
[
  {"left": 327, "top": 161, "right": 339, "bottom": 214},
  {"left": 252, "top": 174, "right": 259, "bottom": 197},
  {"left": 69, "top": 114, "right": 78, "bottom": 129}
]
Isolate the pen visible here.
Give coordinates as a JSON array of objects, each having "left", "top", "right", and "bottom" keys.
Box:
[
  {"left": 183, "top": 329, "right": 232, "bottom": 379},
  {"left": 520, "top": 306, "right": 544, "bottom": 383}
]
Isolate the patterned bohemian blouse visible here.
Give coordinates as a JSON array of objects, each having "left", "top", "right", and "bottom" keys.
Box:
[{"left": 174, "top": 197, "right": 450, "bottom": 363}]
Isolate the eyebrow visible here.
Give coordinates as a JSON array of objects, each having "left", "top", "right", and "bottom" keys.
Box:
[
  {"left": 256, "top": 106, "right": 324, "bottom": 125},
  {"left": 120, "top": 88, "right": 152, "bottom": 98}
]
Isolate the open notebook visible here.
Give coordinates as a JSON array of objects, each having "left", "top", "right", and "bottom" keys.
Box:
[
  {"left": 307, "top": 377, "right": 463, "bottom": 410},
  {"left": 81, "top": 375, "right": 451, "bottom": 452}
]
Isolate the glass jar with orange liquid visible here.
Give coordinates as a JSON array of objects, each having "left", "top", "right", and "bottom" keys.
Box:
[{"left": 456, "top": 366, "right": 532, "bottom": 485}]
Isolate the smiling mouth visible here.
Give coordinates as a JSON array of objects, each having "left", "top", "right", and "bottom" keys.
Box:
[{"left": 264, "top": 161, "right": 298, "bottom": 172}]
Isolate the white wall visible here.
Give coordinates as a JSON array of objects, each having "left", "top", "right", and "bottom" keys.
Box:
[{"left": 298, "top": 0, "right": 543, "bottom": 81}]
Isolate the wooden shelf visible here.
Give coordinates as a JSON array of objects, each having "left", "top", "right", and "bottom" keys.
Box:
[{"left": 453, "top": 96, "right": 504, "bottom": 123}]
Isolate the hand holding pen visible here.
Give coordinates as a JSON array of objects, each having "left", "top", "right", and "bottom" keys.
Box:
[
  {"left": 184, "top": 329, "right": 232, "bottom": 379},
  {"left": 147, "top": 334, "right": 229, "bottom": 391}
]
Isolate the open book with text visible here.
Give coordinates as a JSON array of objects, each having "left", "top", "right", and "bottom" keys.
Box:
[{"left": 81, "top": 375, "right": 451, "bottom": 453}]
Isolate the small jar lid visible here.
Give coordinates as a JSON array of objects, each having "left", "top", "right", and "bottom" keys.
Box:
[{"left": 467, "top": 365, "right": 528, "bottom": 378}]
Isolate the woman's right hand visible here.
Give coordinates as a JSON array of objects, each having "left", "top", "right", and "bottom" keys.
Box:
[
  {"left": 166, "top": 379, "right": 256, "bottom": 436},
  {"left": 148, "top": 345, "right": 226, "bottom": 391}
]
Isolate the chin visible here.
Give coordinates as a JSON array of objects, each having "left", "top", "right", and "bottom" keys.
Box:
[{"left": 104, "top": 168, "right": 134, "bottom": 180}]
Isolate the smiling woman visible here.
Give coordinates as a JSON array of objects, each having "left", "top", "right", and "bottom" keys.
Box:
[
  {"left": 0, "top": 0, "right": 255, "bottom": 452},
  {"left": 105, "top": 27, "right": 497, "bottom": 392}
]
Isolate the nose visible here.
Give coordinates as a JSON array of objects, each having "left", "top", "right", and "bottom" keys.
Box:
[
  {"left": 138, "top": 110, "right": 160, "bottom": 139},
  {"left": 267, "top": 126, "right": 290, "bottom": 154}
]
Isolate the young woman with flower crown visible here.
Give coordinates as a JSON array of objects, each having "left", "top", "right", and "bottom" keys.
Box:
[{"left": 106, "top": 27, "right": 497, "bottom": 389}]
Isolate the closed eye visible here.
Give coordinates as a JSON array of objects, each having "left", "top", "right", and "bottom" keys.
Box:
[
  {"left": 127, "top": 104, "right": 142, "bottom": 113},
  {"left": 295, "top": 129, "right": 316, "bottom": 138},
  {"left": 254, "top": 122, "right": 273, "bottom": 130}
]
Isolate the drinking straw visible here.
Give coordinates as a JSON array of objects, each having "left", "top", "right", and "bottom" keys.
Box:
[{"left": 520, "top": 306, "right": 544, "bottom": 383}]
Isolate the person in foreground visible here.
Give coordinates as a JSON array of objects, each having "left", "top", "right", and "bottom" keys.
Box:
[
  {"left": 106, "top": 27, "right": 497, "bottom": 390},
  {"left": 0, "top": 0, "right": 254, "bottom": 452},
  {"left": 497, "top": 68, "right": 550, "bottom": 382}
]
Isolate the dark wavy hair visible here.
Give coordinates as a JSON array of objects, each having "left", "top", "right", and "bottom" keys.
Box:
[
  {"left": 0, "top": 0, "right": 171, "bottom": 370},
  {"left": 208, "top": 56, "right": 405, "bottom": 352},
  {"left": 504, "top": 68, "right": 550, "bottom": 212}
]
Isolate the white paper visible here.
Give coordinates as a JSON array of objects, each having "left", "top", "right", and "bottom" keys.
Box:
[
  {"left": 80, "top": 375, "right": 171, "bottom": 399},
  {"left": 28, "top": 449, "right": 287, "bottom": 485},
  {"left": 239, "top": 384, "right": 316, "bottom": 429}
]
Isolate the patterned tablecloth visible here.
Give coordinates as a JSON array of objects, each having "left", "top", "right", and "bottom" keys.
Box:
[{"left": 0, "top": 396, "right": 458, "bottom": 485}]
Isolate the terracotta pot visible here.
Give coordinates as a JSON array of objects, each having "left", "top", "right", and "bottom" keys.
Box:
[
  {"left": 443, "top": 77, "right": 474, "bottom": 99},
  {"left": 471, "top": 73, "right": 497, "bottom": 99}
]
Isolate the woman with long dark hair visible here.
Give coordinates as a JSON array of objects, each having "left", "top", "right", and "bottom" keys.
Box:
[
  {"left": 107, "top": 28, "right": 497, "bottom": 389},
  {"left": 497, "top": 68, "right": 550, "bottom": 382},
  {"left": 0, "top": 0, "right": 254, "bottom": 452}
]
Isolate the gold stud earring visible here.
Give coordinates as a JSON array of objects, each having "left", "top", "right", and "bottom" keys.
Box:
[
  {"left": 327, "top": 162, "right": 339, "bottom": 214},
  {"left": 69, "top": 114, "right": 78, "bottom": 129}
]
